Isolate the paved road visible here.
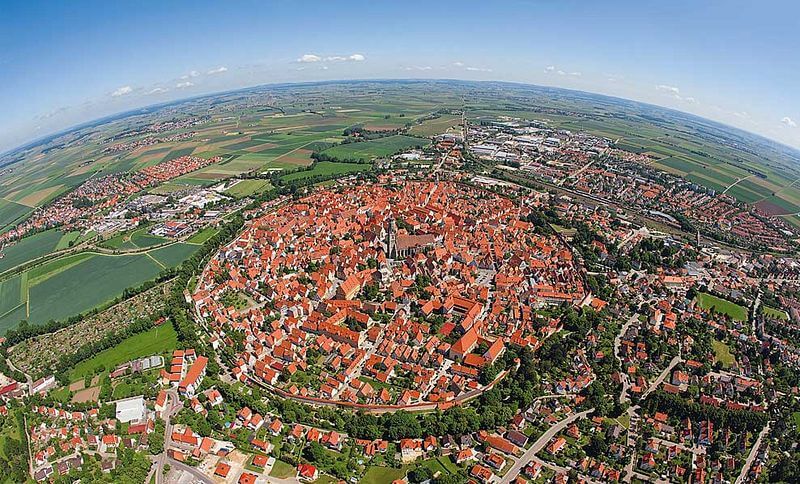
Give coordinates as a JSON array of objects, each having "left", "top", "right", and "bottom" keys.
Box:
[
  {"left": 155, "top": 389, "right": 182, "bottom": 484},
  {"left": 735, "top": 424, "right": 770, "bottom": 484},
  {"left": 166, "top": 457, "right": 214, "bottom": 484},
  {"left": 642, "top": 355, "right": 682, "bottom": 398},
  {"left": 498, "top": 409, "right": 594, "bottom": 484},
  {"left": 614, "top": 315, "right": 637, "bottom": 404}
]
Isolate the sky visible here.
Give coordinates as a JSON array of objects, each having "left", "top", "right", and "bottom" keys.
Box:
[{"left": 1, "top": 0, "right": 799, "bottom": 153}]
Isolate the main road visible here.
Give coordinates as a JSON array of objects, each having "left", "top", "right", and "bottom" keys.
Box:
[{"left": 498, "top": 408, "right": 594, "bottom": 484}]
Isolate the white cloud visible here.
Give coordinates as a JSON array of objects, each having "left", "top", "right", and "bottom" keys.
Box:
[
  {"left": 111, "top": 86, "right": 133, "bottom": 97},
  {"left": 297, "top": 54, "right": 322, "bottom": 63},
  {"left": 207, "top": 66, "right": 228, "bottom": 74},
  {"left": 403, "top": 66, "right": 433, "bottom": 71},
  {"left": 297, "top": 53, "right": 365, "bottom": 63},
  {"left": 543, "top": 66, "right": 580, "bottom": 77},
  {"left": 656, "top": 84, "right": 681, "bottom": 95},
  {"left": 655, "top": 84, "right": 697, "bottom": 104},
  {"left": 466, "top": 67, "right": 492, "bottom": 72},
  {"left": 782, "top": 116, "right": 797, "bottom": 128},
  {"left": 453, "top": 61, "right": 465, "bottom": 67},
  {"left": 147, "top": 87, "right": 168, "bottom": 95},
  {"left": 175, "top": 81, "right": 194, "bottom": 88}
]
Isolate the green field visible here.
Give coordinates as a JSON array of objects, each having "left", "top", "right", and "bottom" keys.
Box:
[
  {"left": 224, "top": 179, "right": 273, "bottom": 198},
  {"left": 282, "top": 162, "right": 372, "bottom": 182},
  {"left": 54, "top": 231, "right": 81, "bottom": 250},
  {"left": 102, "top": 226, "right": 169, "bottom": 250},
  {"left": 0, "top": 244, "right": 199, "bottom": 333},
  {"left": 0, "top": 200, "right": 32, "bottom": 231},
  {"left": 0, "top": 229, "right": 64, "bottom": 274},
  {"left": 360, "top": 466, "right": 408, "bottom": 484},
  {"left": 408, "top": 115, "right": 461, "bottom": 137},
  {"left": 321, "top": 135, "right": 427, "bottom": 161},
  {"left": 695, "top": 292, "right": 748, "bottom": 321},
  {"left": 0, "top": 274, "right": 24, "bottom": 317},
  {"left": 148, "top": 243, "right": 201, "bottom": 267},
  {"left": 268, "top": 460, "right": 296, "bottom": 479},
  {"left": 186, "top": 226, "right": 219, "bottom": 244},
  {"left": 761, "top": 305, "right": 788, "bottom": 320},
  {"left": 712, "top": 339, "right": 735, "bottom": 368},
  {"left": 68, "top": 324, "right": 178, "bottom": 380}
]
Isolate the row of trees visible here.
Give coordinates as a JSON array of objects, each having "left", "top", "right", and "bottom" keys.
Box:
[{"left": 641, "top": 390, "right": 768, "bottom": 433}]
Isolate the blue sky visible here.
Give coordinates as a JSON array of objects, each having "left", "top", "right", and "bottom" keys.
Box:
[{"left": 1, "top": 0, "right": 799, "bottom": 152}]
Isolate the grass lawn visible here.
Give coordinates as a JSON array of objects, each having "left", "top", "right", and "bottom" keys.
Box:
[
  {"left": 792, "top": 411, "right": 800, "bottom": 428},
  {"left": 186, "top": 227, "right": 219, "bottom": 245},
  {"left": 268, "top": 460, "right": 296, "bottom": 479},
  {"left": 695, "top": 292, "right": 748, "bottom": 321},
  {"left": 712, "top": 339, "right": 735, "bottom": 368},
  {"left": 55, "top": 231, "right": 81, "bottom": 250},
  {"left": 761, "top": 305, "right": 788, "bottom": 320},
  {"left": 68, "top": 324, "right": 177, "bottom": 380},
  {"left": 360, "top": 466, "right": 408, "bottom": 484}
]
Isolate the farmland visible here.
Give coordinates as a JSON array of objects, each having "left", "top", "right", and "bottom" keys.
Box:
[
  {"left": 223, "top": 179, "right": 273, "bottom": 198},
  {"left": 0, "top": 242, "right": 200, "bottom": 333},
  {"left": 0, "top": 229, "right": 65, "bottom": 274},
  {"left": 281, "top": 162, "right": 372, "bottom": 182},
  {"left": 320, "top": 135, "right": 427, "bottom": 162},
  {"left": 408, "top": 115, "right": 462, "bottom": 137}
]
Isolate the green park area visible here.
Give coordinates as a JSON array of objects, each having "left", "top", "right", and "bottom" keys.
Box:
[
  {"left": 712, "top": 339, "right": 735, "bottom": 368},
  {"left": 68, "top": 323, "right": 178, "bottom": 381},
  {"left": 761, "top": 305, "right": 788, "bottom": 320},
  {"left": 695, "top": 292, "right": 748, "bottom": 321}
]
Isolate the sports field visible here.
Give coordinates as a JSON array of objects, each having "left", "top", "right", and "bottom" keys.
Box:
[
  {"left": 101, "top": 226, "right": 169, "bottom": 250},
  {"left": 695, "top": 292, "right": 748, "bottom": 321},
  {"left": 68, "top": 323, "right": 178, "bottom": 380}
]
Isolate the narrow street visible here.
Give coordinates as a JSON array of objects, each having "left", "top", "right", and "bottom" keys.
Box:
[{"left": 498, "top": 409, "right": 594, "bottom": 483}]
